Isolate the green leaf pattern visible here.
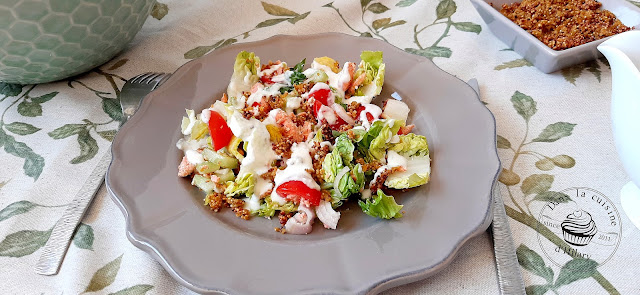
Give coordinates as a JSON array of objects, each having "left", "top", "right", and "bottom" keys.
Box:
[
  {"left": 0, "top": 4, "right": 176, "bottom": 292},
  {"left": 85, "top": 254, "right": 123, "bottom": 293}
]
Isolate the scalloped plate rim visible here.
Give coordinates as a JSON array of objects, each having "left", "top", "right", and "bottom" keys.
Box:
[{"left": 106, "top": 32, "right": 501, "bottom": 295}]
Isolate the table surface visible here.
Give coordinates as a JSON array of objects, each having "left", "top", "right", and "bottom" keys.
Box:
[{"left": 1, "top": 0, "right": 639, "bottom": 294}]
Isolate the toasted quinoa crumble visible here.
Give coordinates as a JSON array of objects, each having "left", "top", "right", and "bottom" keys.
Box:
[
  {"left": 499, "top": 0, "right": 633, "bottom": 50},
  {"left": 347, "top": 102, "right": 362, "bottom": 120},
  {"left": 206, "top": 193, "right": 250, "bottom": 220},
  {"left": 279, "top": 211, "right": 293, "bottom": 226},
  {"left": 321, "top": 190, "right": 332, "bottom": 202},
  {"left": 356, "top": 157, "right": 383, "bottom": 173},
  {"left": 370, "top": 166, "right": 403, "bottom": 192},
  {"left": 319, "top": 121, "right": 335, "bottom": 142}
]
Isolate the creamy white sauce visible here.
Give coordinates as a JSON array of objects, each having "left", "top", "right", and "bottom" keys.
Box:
[
  {"left": 185, "top": 149, "right": 204, "bottom": 165},
  {"left": 271, "top": 70, "right": 291, "bottom": 84},
  {"left": 317, "top": 105, "right": 337, "bottom": 125},
  {"left": 286, "top": 96, "right": 302, "bottom": 113},
  {"left": 229, "top": 95, "right": 246, "bottom": 110},
  {"left": 370, "top": 151, "right": 408, "bottom": 186},
  {"left": 227, "top": 71, "right": 256, "bottom": 100},
  {"left": 227, "top": 112, "right": 278, "bottom": 178},
  {"left": 358, "top": 103, "right": 382, "bottom": 129},
  {"left": 304, "top": 82, "right": 335, "bottom": 105},
  {"left": 332, "top": 104, "right": 354, "bottom": 125},
  {"left": 311, "top": 61, "right": 346, "bottom": 98},
  {"left": 182, "top": 110, "right": 197, "bottom": 135},
  {"left": 258, "top": 63, "right": 284, "bottom": 77},
  {"left": 254, "top": 177, "right": 274, "bottom": 198},
  {"left": 247, "top": 83, "right": 284, "bottom": 106},
  {"left": 243, "top": 194, "right": 262, "bottom": 212},
  {"left": 211, "top": 101, "right": 231, "bottom": 119},
  {"left": 271, "top": 142, "right": 320, "bottom": 204},
  {"left": 344, "top": 95, "right": 373, "bottom": 105},
  {"left": 200, "top": 108, "right": 212, "bottom": 124},
  {"left": 262, "top": 109, "right": 282, "bottom": 126},
  {"left": 302, "top": 68, "right": 317, "bottom": 77},
  {"left": 334, "top": 62, "right": 353, "bottom": 94},
  {"left": 176, "top": 137, "right": 208, "bottom": 152},
  {"left": 320, "top": 141, "right": 333, "bottom": 150}
]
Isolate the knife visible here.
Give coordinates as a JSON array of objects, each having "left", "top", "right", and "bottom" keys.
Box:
[{"left": 468, "top": 78, "right": 526, "bottom": 295}]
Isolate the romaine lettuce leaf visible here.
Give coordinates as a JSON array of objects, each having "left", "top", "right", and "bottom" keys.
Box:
[
  {"left": 227, "top": 51, "right": 260, "bottom": 99},
  {"left": 224, "top": 173, "right": 255, "bottom": 197},
  {"left": 190, "top": 119, "right": 208, "bottom": 140},
  {"left": 368, "top": 119, "right": 404, "bottom": 160},
  {"left": 337, "top": 164, "right": 364, "bottom": 195},
  {"left": 390, "top": 133, "right": 429, "bottom": 157},
  {"left": 385, "top": 155, "right": 431, "bottom": 189},
  {"left": 257, "top": 196, "right": 298, "bottom": 217},
  {"left": 334, "top": 134, "right": 355, "bottom": 163},
  {"left": 322, "top": 151, "right": 343, "bottom": 183},
  {"left": 358, "top": 189, "right": 403, "bottom": 219},
  {"left": 355, "top": 51, "right": 385, "bottom": 97}
]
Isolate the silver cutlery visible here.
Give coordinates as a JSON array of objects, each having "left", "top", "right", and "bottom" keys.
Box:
[
  {"left": 35, "top": 72, "right": 171, "bottom": 276},
  {"left": 468, "top": 78, "right": 526, "bottom": 295}
]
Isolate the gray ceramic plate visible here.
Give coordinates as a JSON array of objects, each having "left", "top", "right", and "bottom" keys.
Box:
[{"left": 106, "top": 33, "right": 500, "bottom": 295}]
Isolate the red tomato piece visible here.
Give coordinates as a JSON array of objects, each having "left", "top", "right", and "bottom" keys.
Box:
[
  {"left": 260, "top": 76, "right": 273, "bottom": 84},
  {"left": 312, "top": 100, "right": 323, "bottom": 118},
  {"left": 330, "top": 116, "right": 347, "bottom": 130},
  {"left": 356, "top": 106, "right": 375, "bottom": 122},
  {"left": 276, "top": 180, "right": 321, "bottom": 206},
  {"left": 207, "top": 111, "right": 233, "bottom": 151},
  {"left": 313, "top": 101, "right": 348, "bottom": 131},
  {"left": 309, "top": 88, "right": 331, "bottom": 106}
]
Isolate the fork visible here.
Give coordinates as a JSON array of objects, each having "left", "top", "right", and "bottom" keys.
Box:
[{"left": 35, "top": 72, "right": 171, "bottom": 276}]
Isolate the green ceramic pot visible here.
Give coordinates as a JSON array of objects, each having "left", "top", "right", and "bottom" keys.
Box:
[{"left": 0, "top": 0, "right": 156, "bottom": 84}]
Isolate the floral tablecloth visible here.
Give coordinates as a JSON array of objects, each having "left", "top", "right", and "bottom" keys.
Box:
[{"left": 2, "top": 0, "right": 639, "bottom": 294}]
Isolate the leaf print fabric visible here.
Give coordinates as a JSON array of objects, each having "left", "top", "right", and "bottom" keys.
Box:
[{"left": 0, "top": 0, "right": 637, "bottom": 294}]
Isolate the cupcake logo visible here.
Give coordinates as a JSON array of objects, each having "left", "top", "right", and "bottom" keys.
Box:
[{"left": 536, "top": 187, "right": 621, "bottom": 267}]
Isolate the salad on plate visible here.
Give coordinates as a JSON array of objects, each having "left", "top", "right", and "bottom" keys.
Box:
[{"left": 176, "top": 50, "right": 431, "bottom": 234}]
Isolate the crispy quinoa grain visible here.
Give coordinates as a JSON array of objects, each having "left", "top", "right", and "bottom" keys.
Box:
[
  {"left": 261, "top": 167, "right": 277, "bottom": 182},
  {"left": 294, "top": 82, "right": 315, "bottom": 95},
  {"left": 272, "top": 138, "right": 293, "bottom": 159},
  {"left": 320, "top": 120, "right": 335, "bottom": 142},
  {"left": 370, "top": 166, "right": 404, "bottom": 192},
  {"left": 356, "top": 157, "right": 383, "bottom": 173},
  {"left": 225, "top": 195, "right": 250, "bottom": 220},
  {"left": 279, "top": 211, "right": 293, "bottom": 226},
  {"left": 500, "top": 0, "right": 633, "bottom": 50},
  {"left": 206, "top": 193, "right": 226, "bottom": 212},
  {"left": 307, "top": 168, "right": 322, "bottom": 184},
  {"left": 347, "top": 102, "right": 362, "bottom": 120},
  {"left": 321, "top": 190, "right": 332, "bottom": 202},
  {"left": 310, "top": 141, "right": 330, "bottom": 180}
]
